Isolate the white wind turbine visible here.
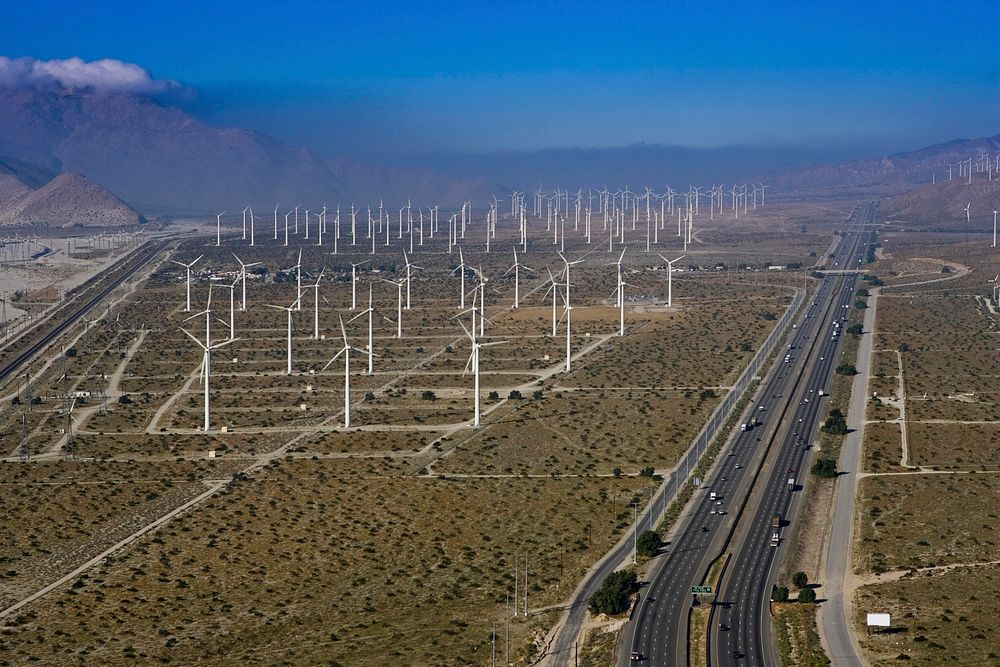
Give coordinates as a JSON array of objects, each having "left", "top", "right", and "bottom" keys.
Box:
[
  {"left": 307, "top": 269, "right": 325, "bottom": 339},
  {"left": 543, "top": 266, "right": 564, "bottom": 337},
  {"left": 402, "top": 250, "right": 422, "bottom": 310},
  {"left": 349, "top": 259, "right": 371, "bottom": 310},
  {"left": 382, "top": 277, "right": 406, "bottom": 338},
  {"left": 232, "top": 252, "right": 261, "bottom": 311},
  {"left": 504, "top": 247, "right": 534, "bottom": 309},
  {"left": 321, "top": 315, "right": 369, "bottom": 429},
  {"left": 452, "top": 246, "right": 469, "bottom": 309},
  {"left": 609, "top": 247, "right": 629, "bottom": 336},
  {"left": 352, "top": 284, "right": 376, "bottom": 374},
  {"left": 180, "top": 327, "right": 238, "bottom": 432},
  {"left": 284, "top": 249, "right": 303, "bottom": 311},
  {"left": 266, "top": 295, "right": 301, "bottom": 375},
  {"left": 171, "top": 255, "right": 203, "bottom": 312},
  {"left": 216, "top": 211, "right": 225, "bottom": 247},
  {"left": 456, "top": 299, "right": 506, "bottom": 428},
  {"left": 657, "top": 253, "right": 685, "bottom": 308}
]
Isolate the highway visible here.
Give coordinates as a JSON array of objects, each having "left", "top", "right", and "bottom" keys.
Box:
[
  {"left": 710, "top": 205, "right": 875, "bottom": 666},
  {"left": 0, "top": 238, "right": 171, "bottom": 385},
  {"left": 620, "top": 205, "right": 874, "bottom": 667}
]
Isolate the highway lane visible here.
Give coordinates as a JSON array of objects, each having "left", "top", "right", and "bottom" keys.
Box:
[
  {"left": 621, "top": 214, "right": 869, "bottom": 666},
  {"left": 711, "top": 207, "right": 875, "bottom": 666},
  {"left": 0, "top": 238, "right": 171, "bottom": 384},
  {"left": 550, "top": 269, "right": 804, "bottom": 666}
]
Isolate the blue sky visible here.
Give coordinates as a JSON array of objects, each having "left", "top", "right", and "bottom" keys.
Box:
[{"left": 3, "top": 0, "right": 998, "bottom": 160}]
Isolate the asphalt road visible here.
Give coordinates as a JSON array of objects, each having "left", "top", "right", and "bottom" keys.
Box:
[
  {"left": 710, "top": 207, "right": 875, "bottom": 666},
  {"left": 621, "top": 206, "right": 874, "bottom": 667},
  {"left": 0, "top": 238, "right": 171, "bottom": 384}
]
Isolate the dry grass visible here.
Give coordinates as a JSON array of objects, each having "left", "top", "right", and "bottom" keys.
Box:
[
  {"left": 855, "top": 473, "right": 1000, "bottom": 574},
  {"left": 855, "top": 563, "right": 1000, "bottom": 666}
]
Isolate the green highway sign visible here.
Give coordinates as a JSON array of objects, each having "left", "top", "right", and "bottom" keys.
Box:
[{"left": 691, "top": 586, "right": 713, "bottom": 594}]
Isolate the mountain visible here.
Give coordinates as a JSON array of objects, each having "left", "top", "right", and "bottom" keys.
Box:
[
  {"left": 0, "top": 171, "right": 143, "bottom": 227},
  {"left": 0, "top": 87, "right": 502, "bottom": 214},
  {"left": 882, "top": 173, "right": 1000, "bottom": 228},
  {"left": 766, "top": 134, "right": 1000, "bottom": 195}
]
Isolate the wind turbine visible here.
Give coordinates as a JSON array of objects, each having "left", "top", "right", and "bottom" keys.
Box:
[
  {"left": 232, "top": 252, "right": 261, "bottom": 311},
  {"left": 543, "top": 266, "right": 564, "bottom": 337},
  {"left": 321, "top": 315, "right": 368, "bottom": 429},
  {"left": 216, "top": 211, "right": 225, "bottom": 246},
  {"left": 382, "top": 277, "right": 406, "bottom": 338},
  {"left": 284, "top": 249, "right": 303, "bottom": 311},
  {"left": 457, "top": 303, "right": 505, "bottom": 428},
  {"left": 266, "top": 295, "right": 301, "bottom": 375},
  {"left": 504, "top": 248, "right": 534, "bottom": 309},
  {"left": 609, "top": 247, "right": 629, "bottom": 336},
  {"left": 349, "top": 259, "right": 371, "bottom": 310},
  {"left": 180, "top": 327, "right": 238, "bottom": 432},
  {"left": 308, "top": 269, "right": 325, "bottom": 339},
  {"left": 351, "top": 284, "right": 376, "bottom": 374},
  {"left": 402, "top": 250, "right": 422, "bottom": 310},
  {"left": 452, "top": 247, "right": 469, "bottom": 309},
  {"left": 171, "top": 255, "right": 203, "bottom": 312},
  {"left": 657, "top": 253, "right": 685, "bottom": 308}
]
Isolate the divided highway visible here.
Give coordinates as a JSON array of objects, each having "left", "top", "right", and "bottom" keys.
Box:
[
  {"left": 0, "top": 238, "right": 172, "bottom": 384},
  {"left": 621, "top": 205, "right": 874, "bottom": 666}
]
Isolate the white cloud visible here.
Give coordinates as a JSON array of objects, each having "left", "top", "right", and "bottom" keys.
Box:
[{"left": 0, "top": 56, "right": 180, "bottom": 94}]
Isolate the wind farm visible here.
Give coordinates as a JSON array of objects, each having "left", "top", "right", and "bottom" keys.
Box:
[{"left": 2, "top": 5, "right": 1000, "bottom": 667}]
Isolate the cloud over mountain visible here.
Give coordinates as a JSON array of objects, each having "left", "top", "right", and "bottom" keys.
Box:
[{"left": 0, "top": 56, "right": 181, "bottom": 94}]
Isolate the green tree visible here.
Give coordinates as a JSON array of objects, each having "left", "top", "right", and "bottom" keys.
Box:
[
  {"left": 488, "top": 390, "right": 500, "bottom": 401},
  {"left": 847, "top": 323, "right": 864, "bottom": 336},
  {"left": 772, "top": 585, "right": 789, "bottom": 602},
  {"left": 588, "top": 569, "right": 639, "bottom": 616},
  {"left": 508, "top": 389, "right": 523, "bottom": 400},
  {"left": 65, "top": 348, "right": 77, "bottom": 358},
  {"left": 636, "top": 530, "right": 662, "bottom": 558},
  {"left": 836, "top": 363, "right": 857, "bottom": 376},
  {"left": 811, "top": 458, "right": 838, "bottom": 478},
  {"left": 639, "top": 466, "right": 655, "bottom": 478},
  {"left": 854, "top": 299, "right": 868, "bottom": 309},
  {"left": 532, "top": 389, "right": 544, "bottom": 400},
  {"left": 699, "top": 388, "right": 717, "bottom": 401},
  {"left": 821, "top": 408, "right": 847, "bottom": 435},
  {"left": 612, "top": 467, "right": 622, "bottom": 479},
  {"left": 421, "top": 390, "right": 437, "bottom": 401},
  {"left": 797, "top": 587, "right": 817, "bottom": 603},
  {"left": 792, "top": 571, "right": 809, "bottom": 589}
]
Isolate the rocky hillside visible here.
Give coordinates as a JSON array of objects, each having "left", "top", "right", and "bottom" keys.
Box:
[{"left": 0, "top": 171, "right": 143, "bottom": 227}]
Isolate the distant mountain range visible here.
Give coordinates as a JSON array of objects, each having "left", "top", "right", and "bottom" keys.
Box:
[
  {"left": 0, "top": 78, "right": 997, "bottom": 222},
  {"left": 766, "top": 134, "right": 1000, "bottom": 195},
  {"left": 882, "top": 172, "right": 1000, "bottom": 228},
  {"left": 0, "top": 87, "right": 502, "bottom": 216}
]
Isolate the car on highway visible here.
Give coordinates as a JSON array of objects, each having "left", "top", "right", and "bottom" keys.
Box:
[
  {"left": 734, "top": 463, "right": 743, "bottom": 469},
  {"left": 630, "top": 651, "right": 643, "bottom": 662}
]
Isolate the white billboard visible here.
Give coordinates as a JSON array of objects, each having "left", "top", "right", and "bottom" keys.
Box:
[{"left": 867, "top": 613, "right": 890, "bottom": 627}]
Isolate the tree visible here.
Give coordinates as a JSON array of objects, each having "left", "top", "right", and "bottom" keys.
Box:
[
  {"left": 639, "top": 466, "right": 655, "bottom": 478},
  {"left": 421, "top": 390, "right": 437, "bottom": 401},
  {"left": 771, "top": 585, "right": 789, "bottom": 602},
  {"left": 811, "top": 458, "right": 838, "bottom": 478},
  {"left": 532, "top": 389, "right": 544, "bottom": 400},
  {"left": 65, "top": 348, "right": 77, "bottom": 358},
  {"left": 836, "top": 363, "right": 857, "bottom": 376},
  {"left": 854, "top": 299, "right": 868, "bottom": 310},
  {"left": 857, "top": 288, "right": 870, "bottom": 298},
  {"left": 797, "top": 587, "right": 817, "bottom": 603},
  {"left": 488, "top": 390, "right": 500, "bottom": 401},
  {"left": 588, "top": 569, "right": 639, "bottom": 616},
  {"left": 612, "top": 467, "right": 622, "bottom": 479},
  {"left": 636, "top": 530, "right": 662, "bottom": 558},
  {"left": 699, "top": 388, "right": 717, "bottom": 401},
  {"left": 508, "top": 389, "right": 523, "bottom": 400},
  {"left": 821, "top": 409, "right": 847, "bottom": 435},
  {"left": 847, "top": 323, "right": 864, "bottom": 336},
  {"left": 364, "top": 391, "right": 376, "bottom": 401},
  {"left": 792, "top": 571, "right": 809, "bottom": 589},
  {"left": 117, "top": 394, "right": 133, "bottom": 405},
  {"left": 898, "top": 342, "right": 910, "bottom": 352}
]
